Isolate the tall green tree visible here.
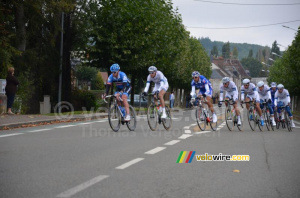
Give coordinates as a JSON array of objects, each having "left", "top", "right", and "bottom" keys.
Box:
[
  {"left": 232, "top": 47, "right": 238, "bottom": 59},
  {"left": 241, "top": 57, "right": 263, "bottom": 77},
  {"left": 270, "top": 40, "right": 281, "bottom": 59},
  {"left": 210, "top": 45, "right": 218, "bottom": 57},
  {"left": 222, "top": 42, "right": 230, "bottom": 58},
  {"left": 248, "top": 49, "right": 253, "bottom": 58}
]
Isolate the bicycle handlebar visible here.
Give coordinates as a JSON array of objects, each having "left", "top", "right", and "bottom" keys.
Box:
[{"left": 103, "top": 95, "right": 123, "bottom": 104}]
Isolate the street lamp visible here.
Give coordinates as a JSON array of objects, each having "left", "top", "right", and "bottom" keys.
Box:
[
  {"left": 282, "top": 25, "right": 297, "bottom": 31},
  {"left": 262, "top": 62, "right": 271, "bottom": 67},
  {"left": 269, "top": 58, "right": 275, "bottom": 62},
  {"left": 271, "top": 52, "right": 282, "bottom": 58}
]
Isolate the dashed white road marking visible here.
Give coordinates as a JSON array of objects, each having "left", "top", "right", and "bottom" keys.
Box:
[
  {"left": 194, "top": 131, "right": 211, "bottom": 135},
  {"left": 164, "top": 140, "right": 181, "bottom": 145},
  {"left": 0, "top": 133, "right": 23, "bottom": 138},
  {"left": 56, "top": 175, "right": 109, "bottom": 198},
  {"left": 115, "top": 158, "right": 144, "bottom": 170},
  {"left": 145, "top": 147, "right": 166, "bottom": 154},
  {"left": 183, "top": 126, "right": 190, "bottom": 129},
  {"left": 185, "top": 130, "right": 191, "bottom": 134},
  {"left": 178, "top": 134, "right": 193, "bottom": 139}
]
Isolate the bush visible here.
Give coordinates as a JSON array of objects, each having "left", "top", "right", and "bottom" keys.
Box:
[
  {"left": 91, "top": 72, "right": 105, "bottom": 90},
  {"left": 71, "top": 89, "right": 99, "bottom": 111}
]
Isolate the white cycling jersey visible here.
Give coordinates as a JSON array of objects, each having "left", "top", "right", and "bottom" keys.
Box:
[
  {"left": 241, "top": 83, "right": 259, "bottom": 102},
  {"left": 144, "top": 71, "right": 168, "bottom": 92},
  {"left": 274, "top": 89, "right": 290, "bottom": 106},
  {"left": 257, "top": 85, "right": 271, "bottom": 100},
  {"left": 219, "top": 81, "right": 238, "bottom": 101}
]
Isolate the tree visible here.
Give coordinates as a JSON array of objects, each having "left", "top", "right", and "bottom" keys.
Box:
[
  {"left": 268, "top": 28, "right": 300, "bottom": 95},
  {"left": 210, "top": 46, "right": 218, "bottom": 57},
  {"left": 232, "top": 47, "right": 238, "bottom": 59},
  {"left": 222, "top": 42, "right": 230, "bottom": 58},
  {"left": 241, "top": 57, "right": 263, "bottom": 77},
  {"left": 270, "top": 40, "right": 281, "bottom": 59},
  {"left": 91, "top": 72, "right": 106, "bottom": 90},
  {"left": 248, "top": 49, "right": 253, "bottom": 58}
]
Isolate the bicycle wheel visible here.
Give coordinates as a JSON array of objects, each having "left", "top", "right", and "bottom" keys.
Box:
[
  {"left": 237, "top": 111, "right": 244, "bottom": 131},
  {"left": 264, "top": 110, "right": 270, "bottom": 131},
  {"left": 196, "top": 106, "right": 206, "bottom": 131},
  {"left": 209, "top": 111, "right": 218, "bottom": 131},
  {"left": 285, "top": 111, "right": 292, "bottom": 132},
  {"left": 147, "top": 104, "right": 158, "bottom": 131},
  {"left": 162, "top": 106, "right": 172, "bottom": 130},
  {"left": 225, "top": 107, "right": 234, "bottom": 131},
  {"left": 108, "top": 104, "right": 121, "bottom": 132},
  {"left": 247, "top": 109, "right": 256, "bottom": 131},
  {"left": 126, "top": 105, "right": 137, "bottom": 131},
  {"left": 276, "top": 113, "right": 280, "bottom": 129},
  {"left": 257, "top": 112, "right": 264, "bottom": 132}
]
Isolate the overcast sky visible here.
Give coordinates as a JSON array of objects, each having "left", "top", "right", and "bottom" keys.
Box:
[{"left": 171, "top": 0, "right": 300, "bottom": 50}]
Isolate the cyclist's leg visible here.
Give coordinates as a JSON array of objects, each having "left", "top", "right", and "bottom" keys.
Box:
[
  {"left": 284, "top": 100, "right": 294, "bottom": 126},
  {"left": 158, "top": 81, "right": 168, "bottom": 108},
  {"left": 121, "top": 87, "right": 131, "bottom": 115},
  {"left": 245, "top": 96, "right": 251, "bottom": 110},
  {"left": 152, "top": 84, "right": 160, "bottom": 106}
]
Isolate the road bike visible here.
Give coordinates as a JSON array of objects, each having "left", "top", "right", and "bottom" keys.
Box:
[
  {"left": 243, "top": 101, "right": 263, "bottom": 131},
  {"left": 194, "top": 96, "right": 217, "bottom": 131},
  {"left": 261, "top": 100, "right": 274, "bottom": 131},
  {"left": 104, "top": 95, "right": 137, "bottom": 132},
  {"left": 220, "top": 97, "right": 243, "bottom": 131},
  {"left": 142, "top": 93, "right": 172, "bottom": 131},
  {"left": 275, "top": 105, "right": 292, "bottom": 132}
]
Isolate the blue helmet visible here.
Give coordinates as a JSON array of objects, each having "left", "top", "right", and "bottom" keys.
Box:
[
  {"left": 110, "top": 63, "right": 120, "bottom": 72},
  {"left": 192, "top": 71, "right": 200, "bottom": 77}
]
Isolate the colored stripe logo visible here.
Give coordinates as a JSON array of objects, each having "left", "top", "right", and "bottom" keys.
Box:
[{"left": 176, "top": 151, "right": 196, "bottom": 163}]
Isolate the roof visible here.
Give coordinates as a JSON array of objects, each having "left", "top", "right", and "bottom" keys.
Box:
[{"left": 212, "top": 58, "right": 250, "bottom": 78}]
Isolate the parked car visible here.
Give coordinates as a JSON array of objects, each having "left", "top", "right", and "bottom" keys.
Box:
[{"left": 127, "top": 94, "right": 148, "bottom": 107}]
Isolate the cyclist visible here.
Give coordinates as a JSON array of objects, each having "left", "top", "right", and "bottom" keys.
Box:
[
  {"left": 142, "top": 66, "right": 169, "bottom": 118},
  {"left": 190, "top": 71, "right": 217, "bottom": 123},
  {"left": 274, "top": 84, "right": 295, "bottom": 128},
  {"left": 218, "top": 77, "right": 241, "bottom": 126},
  {"left": 257, "top": 81, "right": 276, "bottom": 126},
  {"left": 270, "top": 82, "right": 277, "bottom": 109},
  {"left": 241, "top": 79, "right": 264, "bottom": 126},
  {"left": 103, "top": 63, "right": 131, "bottom": 121}
]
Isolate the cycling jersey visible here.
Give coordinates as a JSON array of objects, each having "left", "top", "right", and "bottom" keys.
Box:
[
  {"left": 274, "top": 89, "right": 290, "bottom": 106},
  {"left": 257, "top": 85, "right": 271, "bottom": 100},
  {"left": 144, "top": 71, "right": 168, "bottom": 92},
  {"left": 106, "top": 71, "right": 131, "bottom": 96},
  {"left": 270, "top": 87, "right": 277, "bottom": 102},
  {"left": 241, "top": 83, "right": 259, "bottom": 102},
  {"left": 191, "top": 75, "right": 212, "bottom": 97},
  {"left": 219, "top": 81, "right": 238, "bottom": 101}
]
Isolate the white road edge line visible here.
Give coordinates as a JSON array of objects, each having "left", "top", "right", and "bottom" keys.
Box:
[
  {"left": 55, "top": 125, "right": 75, "bottom": 129},
  {"left": 28, "top": 129, "right": 52, "bottom": 133},
  {"left": 164, "top": 140, "right": 181, "bottom": 146},
  {"left": 178, "top": 134, "right": 193, "bottom": 139},
  {"left": 116, "top": 158, "right": 144, "bottom": 170},
  {"left": 0, "top": 133, "right": 23, "bottom": 138},
  {"left": 145, "top": 147, "right": 166, "bottom": 154},
  {"left": 56, "top": 175, "right": 109, "bottom": 198}
]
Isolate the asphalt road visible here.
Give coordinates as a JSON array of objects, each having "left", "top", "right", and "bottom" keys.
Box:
[{"left": 1, "top": 107, "right": 300, "bottom": 198}]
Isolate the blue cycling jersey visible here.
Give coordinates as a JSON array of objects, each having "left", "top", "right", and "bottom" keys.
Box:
[
  {"left": 270, "top": 87, "right": 277, "bottom": 102},
  {"left": 107, "top": 71, "right": 131, "bottom": 90},
  {"left": 191, "top": 75, "right": 212, "bottom": 92}
]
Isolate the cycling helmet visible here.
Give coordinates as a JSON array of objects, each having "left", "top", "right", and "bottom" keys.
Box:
[
  {"left": 192, "top": 71, "right": 200, "bottom": 77},
  {"left": 222, "top": 77, "right": 230, "bottom": 84},
  {"left": 271, "top": 82, "right": 277, "bottom": 88},
  {"left": 110, "top": 63, "right": 120, "bottom": 72},
  {"left": 242, "top": 78, "right": 250, "bottom": 84},
  {"left": 148, "top": 66, "right": 157, "bottom": 72},
  {"left": 277, "top": 84, "right": 284, "bottom": 89},
  {"left": 257, "top": 81, "right": 264, "bottom": 87}
]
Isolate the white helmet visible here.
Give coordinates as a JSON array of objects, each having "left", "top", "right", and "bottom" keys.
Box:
[
  {"left": 242, "top": 79, "right": 250, "bottom": 84},
  {"left": 222, "top": 77, "right": 230, "bottom": 84},
  {"left": 271, "top": 82, "right": 277, "bottom": 88},
  {"left": 148, "top": 66, "right": 157, "bottom": 72},
  {"left": 277, "top": 84, "right": 284, "bottom": 89},
  {"left": 257, "top": 81, "right": 264, "bottom": 87}
]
